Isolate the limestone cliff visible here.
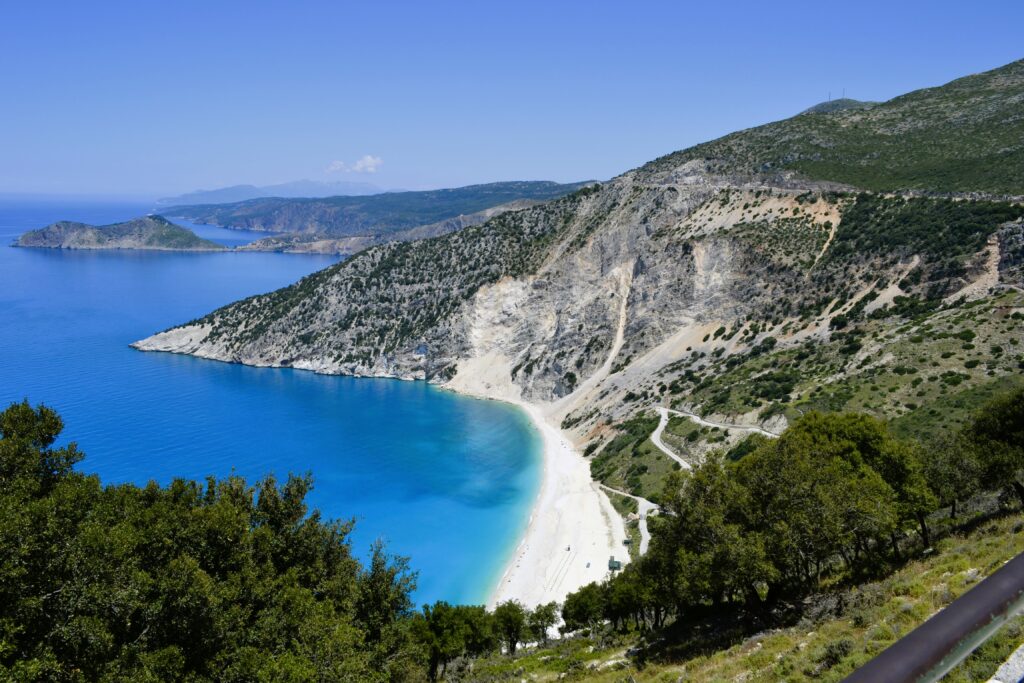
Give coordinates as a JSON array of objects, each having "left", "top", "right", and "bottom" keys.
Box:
[{"left": 134, "top": 59, "right": 1024, "bottom": 466}]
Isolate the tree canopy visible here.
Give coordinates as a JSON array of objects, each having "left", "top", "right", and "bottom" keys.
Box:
[
  {"left": 560, "top": 403, "right": 1024, "bottom": 635},
  {"left": 4, "top": 388, "right": 1023, "bottom": 679},
  {"left": 0, "top": 401, "right": 418, "bottom": 682}
]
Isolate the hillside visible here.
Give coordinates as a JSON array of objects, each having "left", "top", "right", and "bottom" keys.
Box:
[
  {"left": 165, "top": 180, "right": 591, "bottom": 237},
  {"left": 467, "top": 510, "right": 1024, "bottom": 682},
  {"left": 644, "top": 59, "right": 1024, "bottom": 195},
  {"left": 800, "top": 98, "right": 877, "bottom": 115},
  {"left": 15, "top": 215, "right": 224, "bottom": 251},
  {"left": 136, "top": 59, "right": 1024, "bottom": 499},
  {"left": 236, "top": 199, "right": 541, "bottom": 255}
]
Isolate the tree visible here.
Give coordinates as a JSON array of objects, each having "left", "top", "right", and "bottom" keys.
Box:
[
  {"left": 460, "top": 605, "right": 498, "bottom": 658},
  {"left": 412, "top": 601, "right": 468, "bottom": 681},
  {"left": 409, "top": 602, "right": 499, "bottom": 680},
  {"left": 735, "top": 423, "right": 898, "bottom": 593},
  {"left": 965, "top": 388, "right": 1024, "bottom": 505},
  {"left": 356, "top": 539, "right": 417, "bottom": 667},
  {"left": 780, "top": 412, "right": 937, "bottom": 546},
  {"left": 561, "top": 582, "right": 604, "bottom": 632},
  {"left": 0, "top": 399, "right": 81, "bottom": 493},
  {"left": 922, "top": 433, "right": 982, "bottom": 518},
  {"left": 493, "top": 600, "right": 528, "bottom": 655},
  {"left": 657, "top": 454, "right": 777, "bottom": 609},
  {"left": 604, "top": 565, "right": 651, "bottom": 629},
  {"left": 527, "top": 602, "right": 559, "bottom": 645}
]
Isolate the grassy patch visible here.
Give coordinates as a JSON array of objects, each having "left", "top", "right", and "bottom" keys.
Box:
[{"left": 590, "top": 413, "right": 677, "bottom": 500}]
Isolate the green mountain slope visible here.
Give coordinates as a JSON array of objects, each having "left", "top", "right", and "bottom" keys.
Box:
[
  {"left": 800, "top": 98, "right": 877, "bottom": 114},
  {"left": 123, "top": 56, "right": 1024, "bottom": 680},
  {"left": 644, "top": 59, "right": 1024, "bottom": 194}
]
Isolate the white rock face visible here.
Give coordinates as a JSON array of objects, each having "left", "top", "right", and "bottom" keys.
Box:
[{"left": 133, "top": 157, "right": 1019, "bottom": 442}]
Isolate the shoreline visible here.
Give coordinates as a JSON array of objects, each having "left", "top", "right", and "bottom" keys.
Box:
[
  {"left": 131, "top": 339, "right": 629, "bottom": 609},
  {"left": 473, "top": 398, "right": 629, "bottom": 609}
]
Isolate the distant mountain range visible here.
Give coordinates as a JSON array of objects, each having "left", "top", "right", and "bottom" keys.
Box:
[
  {"left": 164, "top": 180, "right": 593, "bottom": 241},
  {"left": 156, "top": 180, "right": 383, "bottom": 206}
]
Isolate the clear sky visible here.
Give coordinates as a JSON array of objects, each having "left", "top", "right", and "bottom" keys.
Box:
[{"left": 2, "top": 0, "right": 1022, "bottom": 198}]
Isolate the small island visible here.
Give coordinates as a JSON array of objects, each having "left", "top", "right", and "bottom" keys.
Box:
[{"left": 15, "top": 215, "right": 225, "bottom": 251}]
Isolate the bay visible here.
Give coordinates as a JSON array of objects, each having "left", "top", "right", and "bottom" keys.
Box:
[{"left": 0, "top": 200, "right": 540, "bottom": 604}]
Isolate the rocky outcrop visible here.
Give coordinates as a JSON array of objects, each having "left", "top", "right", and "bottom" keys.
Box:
[
  {"left": 16, "top": 216, "right": 224, "bottom": 251},
  {"left": 998, "top": 220, "right": 1024, "bottom": 287}
]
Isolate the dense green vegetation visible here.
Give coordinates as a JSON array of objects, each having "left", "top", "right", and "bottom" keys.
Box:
[
  {"left": 644, "top": 59, "right": 1024, "bottom": 194},
  {"left": 826, "top": 194, "right": 1021, "bottom": 273},
  {"left": 803, "top": 194, "right": 1020, "bottom": 319},
  {"left": 467, "top": 512, "right": 1024, "bottom": 682},
  {"left": 0, "top": 401, "right": 565, "bottom": 681},
  {"left": 0, "top": 401, "right": 420, "bottom": 681},
  {"left": 553, "top": 387, "right": 1024, "bottom": 678},
  {"left": 3, "top": 384, "right": 1020, "bottom": 679},
  {"left": 168, "top": 181, "right": 592, "bottom": 237}
]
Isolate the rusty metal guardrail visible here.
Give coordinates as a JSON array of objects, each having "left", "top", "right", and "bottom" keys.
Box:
[{"left": 843, "top": 551, "right": 1024, "bottom": 682}]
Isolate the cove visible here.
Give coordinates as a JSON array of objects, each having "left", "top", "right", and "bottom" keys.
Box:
[{"left": 0, "top": 200, "right": 541, "bottom": 604}]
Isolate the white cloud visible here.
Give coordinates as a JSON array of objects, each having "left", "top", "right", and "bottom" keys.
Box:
[
  {"left": 352, "top": 155, "right": 383, "bottom": 173},
  {"left": 325, "top": 155, "right": 383, "bottom": 174}
]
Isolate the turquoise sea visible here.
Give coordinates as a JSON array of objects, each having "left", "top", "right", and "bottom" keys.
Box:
[{"left": 0, "top": 200, "right": 541, "bottom": 605}]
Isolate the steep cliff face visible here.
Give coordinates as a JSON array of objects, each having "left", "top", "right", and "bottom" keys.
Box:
[
  {"left": 134, "top": 159, "right": 1020, "bottom": 404},
  {"left": 135, "top": 60, "right": 1024, "bottom": 460},
  {"left": 442, "top": 165, "right": 845, "bottom": 407}
]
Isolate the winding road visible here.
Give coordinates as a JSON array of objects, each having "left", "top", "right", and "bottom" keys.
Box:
[
  {"left": 649, "top": 406, "right": 780, "bottom": 467},
  {"left": 599, "top": 484, "right": 658, "bottom": 555},
  {"left": 597, "top": 407, "right": 781, "bottom": 556}
]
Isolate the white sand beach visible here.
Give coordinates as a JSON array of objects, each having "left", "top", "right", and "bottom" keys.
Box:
[{"left": 486, "top": 401, "right": 629, "bottom": 609}]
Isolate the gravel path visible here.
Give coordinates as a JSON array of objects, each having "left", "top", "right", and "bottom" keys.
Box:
[
  {"left": 649, "top": 406, "right": 781, "bottom": 467},
  {"left": 599, "top": 484, "right": 658, "bottom": 555}
]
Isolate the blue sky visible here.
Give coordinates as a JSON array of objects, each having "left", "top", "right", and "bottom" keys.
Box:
[{"left": 1, "top": 1, "right": 1022, "bottom": 197}]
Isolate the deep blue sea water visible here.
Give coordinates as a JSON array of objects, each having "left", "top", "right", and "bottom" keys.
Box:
[{"left": 0, "top": 200, "right": 540, "bottom": 605}]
